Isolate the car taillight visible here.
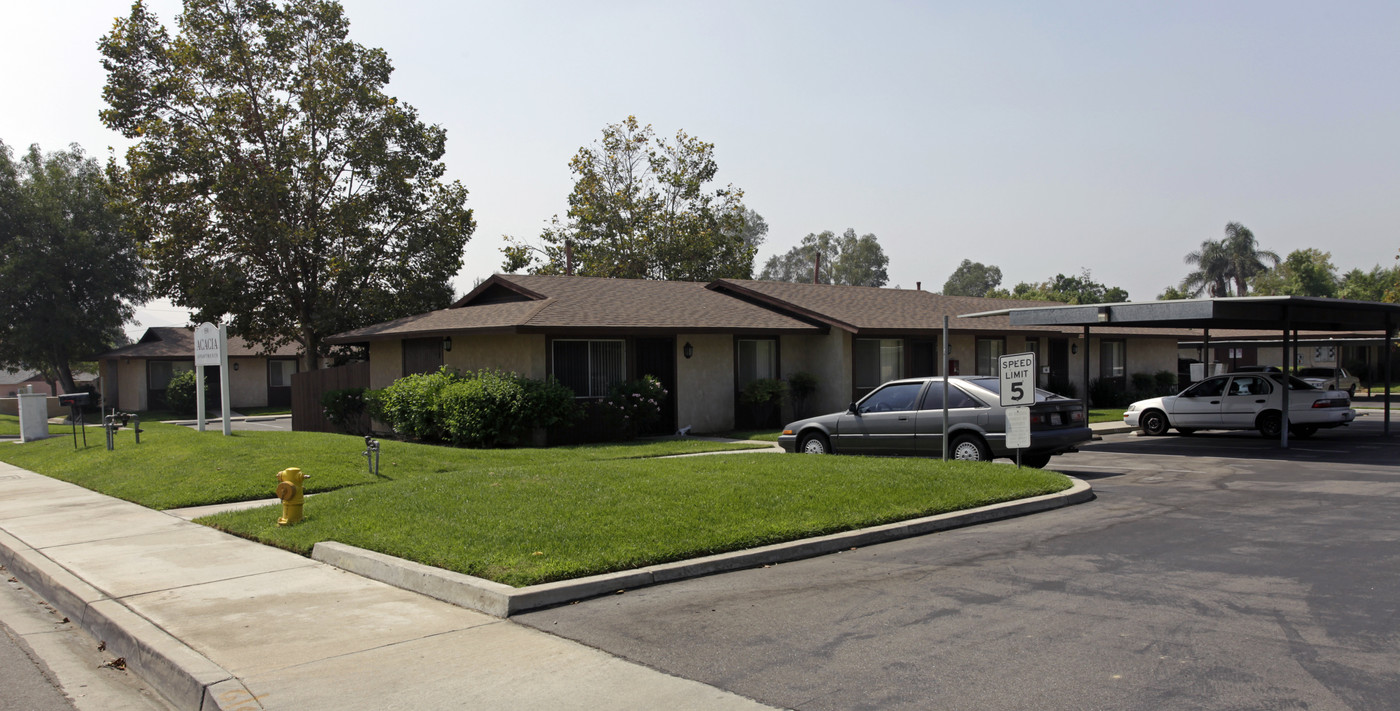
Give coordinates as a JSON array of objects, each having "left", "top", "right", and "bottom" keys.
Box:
[
  {"left": 1030, "top": 414, "right": 1047, "bottom": 425},
  {"left": 1071, "top": 410, "right": 1085, "bottom": 422},
  {"left": 1312, "top": 399, "right": 1348, "bottom": 409}
]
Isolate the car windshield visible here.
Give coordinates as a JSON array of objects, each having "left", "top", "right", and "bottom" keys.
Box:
[{"left": 962, "top": 377, "right": 1069, "bottom": 401}]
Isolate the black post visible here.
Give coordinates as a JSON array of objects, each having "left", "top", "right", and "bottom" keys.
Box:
[
  {"left": 1082, "top": 325, "right": 1091, "bottom": 410},
  {"left": 1386, "top": 315, "right": 1393, "bottom": 436}
]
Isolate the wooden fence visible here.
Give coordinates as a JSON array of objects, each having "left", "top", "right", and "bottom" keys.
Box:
[{"left": 290, "top": 362, "right": 370, "bottom": 433}]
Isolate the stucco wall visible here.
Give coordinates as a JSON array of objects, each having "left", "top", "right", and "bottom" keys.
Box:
[
  {"left": 227, "top": 358, "right": 269, "bottom": 408},
  {"left": 780, "top": 331, "right": 851, "bottom": 419},
  {"left": 368, "top": 340, "right": 403, "bottom": 390},
  {"left": 117, "top": 359, "right": 145, "bottom": 411},
  {"left": 676, "top": 333, "right": 734, "bottom": 433},
  {"left": 444, "top": 333, "right": 547, "bottom": 379}
]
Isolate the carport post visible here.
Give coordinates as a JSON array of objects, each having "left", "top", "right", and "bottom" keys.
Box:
[
  {"left": 1082, "top": 325, "right": 1091, "bottom": 409},
  {"left": 942, "top": 316, "right": 950, "bottom": 460},
  {"left": 1280, "top": 318, "right": 1291, "bottom": 449},
  {"left": 1386, "top": 315, "right": 1393, "bottom": 436},
  {"left": 1202, "top": 328, "right": 1210, "bottom": 380}
]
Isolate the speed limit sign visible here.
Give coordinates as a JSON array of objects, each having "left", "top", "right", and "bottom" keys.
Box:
[{"left": 998, "top": 352, "right": 1036, "bottom": 407}]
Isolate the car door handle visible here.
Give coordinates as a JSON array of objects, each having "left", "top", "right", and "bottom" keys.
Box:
[
  {"left": 898, "top": 416, "right": 908, "bottom": 421},
  {"left": 1255, "top": 399, "right": 1265, "bottom": 403},
  {"left": 1210, "top": 400, "right": 1220, "bottom": 404}
]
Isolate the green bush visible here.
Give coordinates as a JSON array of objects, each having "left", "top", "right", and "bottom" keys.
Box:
[
  {"left": 787, "top": 371, "right": 819, "bottom": 419},
  {"left": 321, "top": 387, "right": 368, "bottom": 434},
  {"left": 602, "top": 375, "right": 667, "bottom": 438},
  {"left": 366, "top": 368, "right": 579, "bottom": 447},
  {"left": 1130, "top": 372, "right": 1155, "bottom": 393},
  {"left": 165, "top": 370, "right": 200, "bottom": 415},
  {"left": 740, "top": 377, "right": 788, "bottom": 406},
  {"left": 1153, "top": 370, "right": 1177, "bottom": 395}
]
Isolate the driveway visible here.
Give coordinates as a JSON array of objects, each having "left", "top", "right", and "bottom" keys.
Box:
[{"left": 517, "top": 412, "right": 1400, "bottom": 710}]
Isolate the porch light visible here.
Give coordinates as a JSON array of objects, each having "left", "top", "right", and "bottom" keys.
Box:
[
  {"left": 442, "top": 336, "right": 452, "bottom": 352},
  {"left": 683, "top": 342, "right": 693, "bottom": 359}
]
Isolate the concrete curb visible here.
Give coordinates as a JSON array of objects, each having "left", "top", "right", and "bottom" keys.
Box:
[
  {"left": 314, "top": 477, "right": 1094, "bottom": 618},
  {"left": 0, "top": 528, "right": 253, "bottom": 711}
]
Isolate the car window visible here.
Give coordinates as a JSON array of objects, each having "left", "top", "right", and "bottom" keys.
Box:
[
  {"left": 1269, "top": 374, "right": 1320, "bottom": 390},
  {"left": 962, "top": 377, "right": 1067, "bottom": 402},
  {"left": 858, "top": 382, "right": 924, "bottom": 413},
  {"left": 1182, "top": 378, "right": 1227, "bottom": 398},
  {"left": 1227, "top": 376, "right": 1271, "bottom": 396},
  {"left": 921, "top": 383, "right": 984, "bottom": 410}
]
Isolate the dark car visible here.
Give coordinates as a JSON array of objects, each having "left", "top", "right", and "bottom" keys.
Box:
[{"left": 777, "top": 376, "right": 1091, "bottom": 468}]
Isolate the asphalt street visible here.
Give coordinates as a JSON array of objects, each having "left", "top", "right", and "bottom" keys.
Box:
[{"left": 518, "top": 412, "right": 1400, "bottom": 711}]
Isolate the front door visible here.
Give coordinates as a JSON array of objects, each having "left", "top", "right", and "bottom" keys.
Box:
[
  {"left": 633, "top": 338, "right": 677, "bottom": 435},
  {"left": 1048, "top": 338, "right": 1070, "bottom": 393}
]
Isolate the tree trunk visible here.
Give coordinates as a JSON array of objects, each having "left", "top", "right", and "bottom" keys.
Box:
[{"left": 302, "top": 324, "right": 320, "bottom": 371}]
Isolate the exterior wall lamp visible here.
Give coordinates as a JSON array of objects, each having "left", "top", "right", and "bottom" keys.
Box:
[
  {"left": 683, "top": 342, "right": 694, "bottom": 359},
  {"left": 1071, "top": 343, "right": 1078, "bottom": 355},
  {"left": 442, "top": 336, "right": 452, "bottom": 352}
]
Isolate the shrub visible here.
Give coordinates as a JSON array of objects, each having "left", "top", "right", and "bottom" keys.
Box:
[
  {"left": 1153, "top": 370, "right": 1177, "bottom": 395},
  {"left": 740, "top": 377, "right": 788, "bottom": 406},
  {"left": 165, "top": 369, "right": 200, "bottom": 415},
  {"left": 321, "top": 387, "right": 367, "bottom": 434},
  {"left": 602, "top": 375, "right": 667, "bottom": 438},
  {"left": 787, "top": 371, "right": 819, "bottom": 419},
  {"left": 1087, "top": 378, "right": 1128, "bottom": 408},
  {"left": 1130, "top": 372, "right": 1155, "bottom": 394},
  {"left": 366, "top": 368, "right": 579, "bottom": 447}
]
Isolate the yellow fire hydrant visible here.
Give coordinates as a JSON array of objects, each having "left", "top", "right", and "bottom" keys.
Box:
[{"left": 275, "top": 467, "right": 310, "bottom": 526}]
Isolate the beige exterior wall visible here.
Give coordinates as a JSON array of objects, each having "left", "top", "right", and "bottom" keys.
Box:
[
  {"left": 227, "top": 357, "right": 269, "bottom": 409},
  {"left": 116, "top": 359, "right": 146, "bottom": 411},
  {"left": 444, "top": 333, "right": 547, "bottom": 379},
  {"left": 779, "top": 331, "right": 851, "bottom": 418},
  {"left": 675, "top": 333, "right": 735, "bottom": 433},
  {"left": 368, "top": 340, "right": 404, "bottom": 389}
]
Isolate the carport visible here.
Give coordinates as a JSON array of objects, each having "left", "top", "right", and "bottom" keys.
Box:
[{"left": 960, "top": 296, "right": 1399, "bottom": 447}]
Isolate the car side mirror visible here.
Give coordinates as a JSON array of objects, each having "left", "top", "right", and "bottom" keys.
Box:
[{"left": 847, "top": 402, "right": 858, "bottom": 415}]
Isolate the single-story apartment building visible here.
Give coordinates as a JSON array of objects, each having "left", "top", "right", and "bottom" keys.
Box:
[
  {"left": 326, "top": 275, "right": 1188, "bottom": 434},
  {"left": 96, "top": 327, "right": 301, "bottom": 412}
]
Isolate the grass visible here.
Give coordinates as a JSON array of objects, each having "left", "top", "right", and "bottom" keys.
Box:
[
  {"left": 0, "top": 422, "right": 1071, "bottom": 588},
  {"left": 0, "top": 414, "right": 73, "bottom": 437},
  {"left": 233, "top": 406, "right": 292, "bottom": 416},
  {"left": 1088, "top": 409, "right": 1125, "bottom": 423},
  {"left": 719, "top": 429, "right": 782, "bottom": 441}
]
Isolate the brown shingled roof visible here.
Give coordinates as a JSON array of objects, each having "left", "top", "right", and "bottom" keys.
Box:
[
  {"left": 708, "top": 279, "right": 1195, "bottom": 336},
  {"left": 97, "top": 327, "right": 301, "bottom": 360},
  {"left": 326, "top": 274, "right": 826, "bottom": 344}
]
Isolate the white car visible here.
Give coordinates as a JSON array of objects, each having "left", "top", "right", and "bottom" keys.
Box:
[
  {"left": 1296, "top": 367, "right": 1359, "bottom": 397},
  {"left": 1124, "top": 372, "right": 1355, "bottom": 439}
]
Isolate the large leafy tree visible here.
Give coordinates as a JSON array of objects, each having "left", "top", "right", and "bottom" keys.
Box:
[
  {"left": 941, "top": 259, "right": 1002, "bottom": 297},
  {"left": 989, "top": 269, "right": 1128, "bottom": 304},
  {"left": 1250, "top": 248, "right": 1339, "bottom": 297},
  {"left": 1338, "top": 264, "right": 1400, "bottom": 302},
  {"left": 100, "top": 0, "right": 475, "bottom": 369},
  {"left": 758, "top": 228, "right": 889, "bottom": 287},
  {"left": 0, "top": 141, "right": 145, "bottom": 392},
  {"left": 503, "top": 116, "right": 754, "bottom": 281}
]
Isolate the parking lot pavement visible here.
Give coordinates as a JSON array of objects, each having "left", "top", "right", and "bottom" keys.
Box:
[{"left": 517, "top": 416, "right": 1400, "bottom": 711}]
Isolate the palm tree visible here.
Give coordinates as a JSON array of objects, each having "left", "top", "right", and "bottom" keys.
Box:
[
  {"left": 1183, "top": 238, "right": 1231, "bottom": 297},
  {"left": 1220, "top": 222, "right": 1279, "bottom": 296}
]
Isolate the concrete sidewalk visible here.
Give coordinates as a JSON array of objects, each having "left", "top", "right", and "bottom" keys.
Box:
[{"left": 0, "top": 462, "right": 775, "bottom": 711}]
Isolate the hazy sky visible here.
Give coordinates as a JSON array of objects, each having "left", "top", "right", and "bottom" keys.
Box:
[{"left": 4, "top": 1, "right": 1397, "bottom": 338}]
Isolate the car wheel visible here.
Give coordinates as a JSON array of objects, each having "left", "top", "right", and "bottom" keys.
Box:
[
  {"left": 1176, "top": 427, "right": 1197, "bottom": 435},
  {"left": 1290, "top": 424, "right": 1318, "bottom": 439},
  {"left": 950, "top": 434, "right": 991, "bottom": 462},
  {"left": 1140, "top": 409, "right": 1170, "bottom": 436},
  {"left": 1020, "top": 453, "right": 1052, "bottom": 468},
  {"left": 799, "top": 432, "right": 830, "bottom": 454},
  {"left": 1256, "top": 411, "right": 1283, "bottom": 439}
]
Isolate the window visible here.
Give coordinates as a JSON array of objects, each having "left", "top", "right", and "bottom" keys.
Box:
[
  {"left": 736, "top": 338, "right": 778, "bottom": 389},
  {"left": 858, "top": 382, "right": 924, "bottom": 413},
  {"left": 268, "top": 360, "right": 298, "bottom": 388},
  {"left": 909, "top": 339, "right": 939, "bottom": 377},
  {"left": 148, "top": 360, "right": 193, "bottom": 391},
  {"left": 1100, "top": 340, "right": 1126, "bottom": 381},
  {"left": 854, "top": 338, "right": 904, "bottom": 391},
  {"left": 1228, "top": 376, "right": 1271, "bottom": 396},
  {"left": 402, "top": 337, "right": 444, "bottom": 376},
  {"left": 553, "top": 339, "right": 625, "bottom": 398},
  {"left": 976, "top": 338, "right": 1005, "bottom": 375},
  {"left": 920, "top": 382, "right": 983, "bottom": 410}
]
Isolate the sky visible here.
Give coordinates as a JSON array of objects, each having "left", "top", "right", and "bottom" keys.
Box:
[{"left": 3, "top": 1, "right": 1398, "bottom": 340}]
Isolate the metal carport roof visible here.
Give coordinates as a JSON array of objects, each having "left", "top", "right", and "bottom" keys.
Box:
[{"left": 959, "top": 296, "right": 1399, "bottom": 446}]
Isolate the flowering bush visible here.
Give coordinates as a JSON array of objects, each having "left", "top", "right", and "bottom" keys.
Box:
[{"left": 602, "top": 375, "right": 668, "bottom": 438}]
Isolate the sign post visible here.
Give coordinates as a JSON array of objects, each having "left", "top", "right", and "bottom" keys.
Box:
[
  {"left": 999, "top": 352, "right": 1037, "bottom": 467},
  {"left": 193, "top": 322, "right": 232, "bottom": 436},
  {"left": 194, "top": 323, "right": 219, "bottom": 432}
]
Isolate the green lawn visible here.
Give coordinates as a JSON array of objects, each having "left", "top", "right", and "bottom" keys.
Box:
[
  {"left": 0, "top": 422, "right": 1071, "bottom": 587},
  {"left": 1088, "top": 409, "right": 1125, "bottom": 424},
  {"left": 0, "top": 414, "right": 72, "bottom": 437}
]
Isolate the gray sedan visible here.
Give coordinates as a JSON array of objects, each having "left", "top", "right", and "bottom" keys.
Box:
[{"left": 777, "top": 376, "right": 1091, "bottom": 468}]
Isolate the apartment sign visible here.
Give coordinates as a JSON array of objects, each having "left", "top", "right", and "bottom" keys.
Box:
[{"left": 195, "top": 322, "right": 221, "bottom": 366}]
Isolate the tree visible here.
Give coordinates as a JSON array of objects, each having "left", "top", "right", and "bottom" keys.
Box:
[
  {"left": 1157, "top": 283, "right": 1193, "bottom": 300},
  {"left": 1250, "top": 248, "right": 1338, "bottom": 297},
  {"left": 502, "top": 116, "right": 754, "bottom": 281},
  {"left": 758, "top": 229, "right": 889, "bottom": 286},
  {"left": 100, "top": 0, "right": 475, "bottom": 370},
  {"left": 941, "top": 259, "right": 1002, "bottom": 297},
  {"left": 1182, "top": 238, "right": 1232, "bottom": 297},
  {"left": 1338, "top": 264, "right": 1400, "bottom": 302},
  {"left": 0, "top": 141, "right": 145, "bottom": 392},
  {"left": 990, "top": 269, "right": 1128, "bottom": 304},
  {"left": 1181, "top": 222, "right": 1278, "bottom": 297}
]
